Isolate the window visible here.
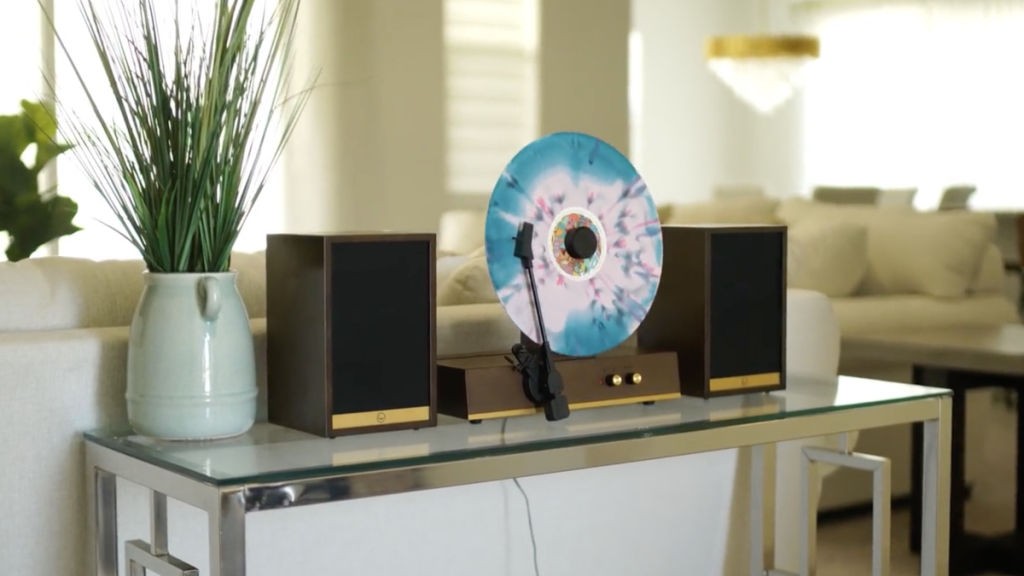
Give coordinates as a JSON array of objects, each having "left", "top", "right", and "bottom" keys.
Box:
[
  {"left": 0, "top": 1, "right": 43, "bottom": 262},
  {"left": 1, "top": 1, "right": 282, "bottom": 262},
  {"left": 796, "top": 0, "right": 1024, "bottom": 209},
  {"left": 444, "top": 0, "right": 539, "bottom": 196}
]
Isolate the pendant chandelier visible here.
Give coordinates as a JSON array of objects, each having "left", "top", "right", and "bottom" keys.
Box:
[{"left": 705, "top": 7, "right": 820, "bottom": 114}]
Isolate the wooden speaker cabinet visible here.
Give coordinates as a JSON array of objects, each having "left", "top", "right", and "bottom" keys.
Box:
[
  {"left": 266, "top": 232, "right": 437, "bottom": 437},
  {"left": 638, "top": 225, "right": 787, "bottom": 398}
]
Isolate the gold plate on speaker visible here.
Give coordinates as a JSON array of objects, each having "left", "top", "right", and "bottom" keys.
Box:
[
  {"left": 331, "top": 406, "right": 431, "bottom": 430},
  {"left": 708, "top": 372, "right": 781, "bottom": 393}
]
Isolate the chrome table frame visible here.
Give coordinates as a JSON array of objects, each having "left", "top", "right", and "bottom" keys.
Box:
[{"left": 85, "top": 396, "right": 951, "bottom": 576}]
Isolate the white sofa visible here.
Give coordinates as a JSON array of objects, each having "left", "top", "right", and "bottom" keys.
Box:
[
  {"left": 0, "top": 250, "right": 842, "bottom": 576},
  {"left": 654, "top": 196, "right": 1020, "bottom": 509}
]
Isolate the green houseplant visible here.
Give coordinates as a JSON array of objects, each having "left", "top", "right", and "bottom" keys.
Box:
[
  {"left": 0, "top": 100, "right": 79, "bottom": 261},
  {"left": 48, "top": 0, "right": 314, "bottom": 439}
]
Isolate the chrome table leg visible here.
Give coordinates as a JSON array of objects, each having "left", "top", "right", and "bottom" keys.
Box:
[
  {"left": 125, "top": 540, "right": 198, "bottom": 576},
  {"left": 151, "top": 491, "right": 169, "bottom": 557},
  {"left": 92, "top": 467, "right": 118, "bottom": 576},
  {"left": 122, "top": 490, "right": 200, "bottom": 576},
  {"left": 209, "top": 489, "right": 247, "bottom": 576}
]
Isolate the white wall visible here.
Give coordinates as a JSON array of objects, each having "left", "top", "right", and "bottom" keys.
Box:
[
  {"left": 283, "top": 0, "right": 634, "bottom": 232},
  {"left": 632, "top": 0, "right": 806, "bottom": 205},
  {"left": 283, "top": 0, "right": 809, "bottom": 226},
  {"left": 539, "top": 0, "right": 631, "bottom": 155},
  {"left": 283, "top": 0, "right": 447, "bottom": 234}
]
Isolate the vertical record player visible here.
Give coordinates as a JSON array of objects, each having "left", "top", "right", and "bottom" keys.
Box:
[{"left": 436, "top": 132, "right": 683, "bottom": 422}]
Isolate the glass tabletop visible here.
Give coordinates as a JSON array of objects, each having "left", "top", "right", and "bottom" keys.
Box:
[{"left": 85, "top": 375, "right": 949, "bottom": 486}]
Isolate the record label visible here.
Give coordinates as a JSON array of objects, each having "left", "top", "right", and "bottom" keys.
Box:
[
  {"left": 484, "top": 132, "right": 663, "bottom": 357},
  {"left": 549, "top": 206, "right": 606, "bottom": 280}
]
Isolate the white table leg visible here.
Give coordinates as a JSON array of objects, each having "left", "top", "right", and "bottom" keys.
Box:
[
  {"left": 751, "top": 443, "right": 779, "bottom": 576},
  {"left": 802, "top": 447, "right": 891, "bottom": 576},
  {"left": 920, "top": 396, "right": 952, "bottom": 576}
]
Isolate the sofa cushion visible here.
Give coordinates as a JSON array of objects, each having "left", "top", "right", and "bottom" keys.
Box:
[
  {"left": 787, "top": 219, "right": 869, "bottom": 297},
  {"left": 437, "top": 254, "right": 472, "bottom": 288},
  {"left": 436, "top": 302, "right": 519, "bottom": 356},
  {"left": 0, "top": 251, "right": 266, "bottom": 332},
  {"left": 831, "top": 293, "right": 1020, "bottom": 336},
  {"left": 777, "top": 198, "right": 996, "bottom": 298},
  {"left": 438, "top": 209, "right": 486, "bottom": 255},
  {"left": 437, "top": 256, "right": 498, "bottom": 306},
  {"left": 970, "top": 244, "right": 1007, "bottom": 294},
  {"left": 663, "top": 196, "right": 780, "bottom": 225}
]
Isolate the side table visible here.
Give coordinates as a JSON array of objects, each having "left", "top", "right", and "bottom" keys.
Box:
[
  {"left": 85, "top": 375, "right": 951, "bottom": 576},
  {"left": 844, "top": 325, "right": 1024, "bottom": 576}
]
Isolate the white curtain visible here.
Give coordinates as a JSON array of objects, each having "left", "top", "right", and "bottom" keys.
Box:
[
  {"left": 0, "top": 1, "right": 283, "bottom": 262},
  {"left": 444, "top": 0, "right": 539, "bottom": 195},
  {"left": 794, "top": 0, "right": 1024, "bottom": 209}
]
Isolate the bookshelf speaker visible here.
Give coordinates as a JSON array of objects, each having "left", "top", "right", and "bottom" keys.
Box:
[
  {"left": 637, "top": 224, "right": 787, "bottom": 398},
  {"left": 266, "top": 232, "right": 437, "bottom": 437}
]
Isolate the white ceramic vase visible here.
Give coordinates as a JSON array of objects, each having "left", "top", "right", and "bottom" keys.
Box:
[{"left": 126, "top": 271, "right": 258, "bottom": 440}]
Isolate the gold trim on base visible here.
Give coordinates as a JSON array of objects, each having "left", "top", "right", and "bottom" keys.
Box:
[
  {"left": 709, "top": 372, "right": 781, "bottom": 393},
  {"left": 332, "top": 406, "right": 430, "bottom": 430},
  {"left": 705, "top": 35, "right": 820, "bottom": 60},
  {"left": 466, "top": 392, "right": 681, "bottom": 421}
]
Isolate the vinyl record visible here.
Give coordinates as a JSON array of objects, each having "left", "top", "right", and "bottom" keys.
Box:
[{"left": 484, "top": 132, "right": 663, "bottom": 357}]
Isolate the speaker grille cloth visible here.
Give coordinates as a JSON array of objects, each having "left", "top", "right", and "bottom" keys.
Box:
[
  {"left": 329, "top": 240, "right": 432, "bottom": 414},
  {"left": 709, "top": 232, "right": 784, "bottom": 378}
]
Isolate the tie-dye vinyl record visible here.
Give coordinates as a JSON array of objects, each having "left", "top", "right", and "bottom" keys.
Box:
[{"left": 484, "top": 132, "right": 664, "bottom": 357}]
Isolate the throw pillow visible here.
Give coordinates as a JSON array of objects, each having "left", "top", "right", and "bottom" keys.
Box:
[
  {"left": 969, "top": 244, "right": 1006, "bottom": 294},
  {"left": 437, "top": 256, "right": 499, "bottom": 306},
  {"left": 858, "top": 213, "right": 995, "bottom": 298},
  {"left": 436, "top": 254, "right": 471, "bottom": 289},
  {"left": 787, "top": 220, "right": 869, "bottom": 297},
  {"left": 777, "top": 197, "right": 996, "bottom": 298}
]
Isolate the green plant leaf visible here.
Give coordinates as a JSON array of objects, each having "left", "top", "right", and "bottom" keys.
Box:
[
  {"left": 32, "top": 140, "right": 73, "bottom": 174},
  {"left": 0, "top": 99, "right": 77, "bottom": 256},
  {"left": 0, "top": 115, "right": 31, "bottom": 159},
  {"left": 20, "top": 100, "right": 58, "bottom": 141},
  {"left": 3, "top": 194, "right": 81, "bottom": 261},
  {"left": 0, "top": 151, "right": 38, "bottom": 200}
]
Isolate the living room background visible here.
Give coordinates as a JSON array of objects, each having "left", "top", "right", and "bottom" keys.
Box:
[{"left": 1, "top": 0, "right": 1020, "bottom": 262}]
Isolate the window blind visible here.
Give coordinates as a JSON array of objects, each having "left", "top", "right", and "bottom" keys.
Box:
[{"left": 444, "top": 0, "right": 539, "bottom": 195}]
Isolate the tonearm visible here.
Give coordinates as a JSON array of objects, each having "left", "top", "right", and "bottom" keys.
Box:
[{"left": 507, "top": 222, "right": 570, "bottom": 422}]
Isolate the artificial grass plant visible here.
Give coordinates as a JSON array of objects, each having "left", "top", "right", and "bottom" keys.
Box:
[{"left": 45, "top": 0, "right": 314, "bottom": 272}]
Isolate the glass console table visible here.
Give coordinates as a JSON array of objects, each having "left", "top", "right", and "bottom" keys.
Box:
[{"left": 84, "top": 375, "right": 951, "bottom": 576}]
